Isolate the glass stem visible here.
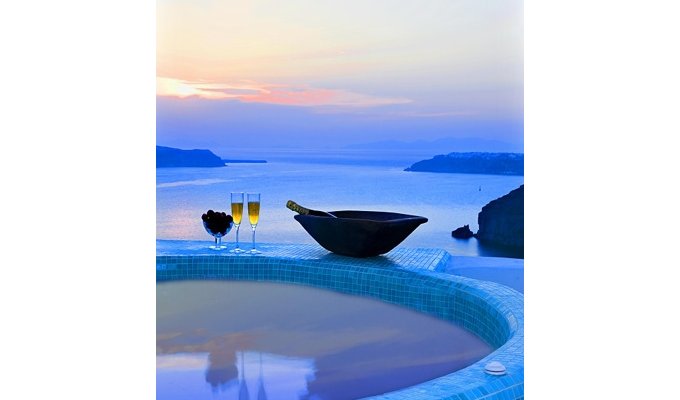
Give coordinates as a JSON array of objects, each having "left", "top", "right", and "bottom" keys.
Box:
[
  {"left": 216, "top": 236, "right": 221, "bottom": 248},
  {"left": 252, "top": 226, "right": 256, "bottom": 250},
  {"left": 235, "top": 225, "right": 240, "bottom": 249}
]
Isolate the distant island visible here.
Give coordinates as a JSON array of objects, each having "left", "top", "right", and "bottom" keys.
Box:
[
  {"left": 156, "top": 146, "right": 225, "bottom": 168},
  {"left": 405, "top": 152, "right": 523, "bottom": 176},
  {"left": 222, "top": 159, "right": 267, "bottom": 164}
]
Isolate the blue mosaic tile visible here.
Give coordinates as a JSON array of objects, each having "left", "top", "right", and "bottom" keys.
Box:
[{"left": 157, "top": 240, "right": 524, "bottom": 400}]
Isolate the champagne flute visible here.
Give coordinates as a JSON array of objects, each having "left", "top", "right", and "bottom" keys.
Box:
[
  {"left": 247, "top": 193, "right": 261, "bottom": 254},
  {"left": 230, "top": 192, "right": 245, "bottom": 253}
]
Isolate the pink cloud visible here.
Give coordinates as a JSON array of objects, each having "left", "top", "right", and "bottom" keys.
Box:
[{"left": 157, "top": 77, "right": 410, "bottom": 108}]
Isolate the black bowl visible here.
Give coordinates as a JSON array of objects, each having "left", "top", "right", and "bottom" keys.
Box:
[{"left": 294, "top": 210, "right": 428, "bottom": 258}]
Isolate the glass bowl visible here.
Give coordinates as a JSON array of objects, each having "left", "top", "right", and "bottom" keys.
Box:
[{"left": 201, "top": 211, "right": 234, "bottom": 250}]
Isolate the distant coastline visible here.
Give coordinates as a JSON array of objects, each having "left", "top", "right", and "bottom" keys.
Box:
[
  {"left": 157, "top": 146, "right": 225, "bottom": 168},
  {"left": 405, "top": 152, "right": 524, "bottom": 176},
  {"left": 157, "top": 146, "right": 269, "bottom": 168}
]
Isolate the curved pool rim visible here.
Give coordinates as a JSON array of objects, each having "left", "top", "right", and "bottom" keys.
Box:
[{"left": 157, "top": 240, "right": 524, "bottom": 400}]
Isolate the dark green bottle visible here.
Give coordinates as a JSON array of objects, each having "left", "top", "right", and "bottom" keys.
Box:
[{"left": 286, "top": 200, "right": 336, "bottom": 218}]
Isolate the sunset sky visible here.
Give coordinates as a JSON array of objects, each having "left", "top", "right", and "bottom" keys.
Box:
[{"left": 157, "top": 0, "right": 523, "bottom": 153}]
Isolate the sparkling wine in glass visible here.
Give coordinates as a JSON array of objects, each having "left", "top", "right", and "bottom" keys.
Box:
[
  {"left": 247, "top": 193, "right": 261, "bottom": 254},
  {"left": 230, "top": 192, "right": 245, "bottom": 253}
]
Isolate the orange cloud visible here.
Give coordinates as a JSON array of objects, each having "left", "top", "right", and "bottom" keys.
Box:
[{"left": 156, "top": 77, "right": 411, "bottom": 108}]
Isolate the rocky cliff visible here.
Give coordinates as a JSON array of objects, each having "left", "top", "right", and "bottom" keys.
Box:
[
  {"left": 476, "top": 185, "right": 524, "bottom": 249},
  {"left": 156, "top": 146, "right": 225, "bottom": 168}
]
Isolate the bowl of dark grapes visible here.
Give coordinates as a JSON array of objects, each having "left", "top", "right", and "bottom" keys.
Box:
[{"left": 201, "top": 210, "right": 234, "bottom": 250}]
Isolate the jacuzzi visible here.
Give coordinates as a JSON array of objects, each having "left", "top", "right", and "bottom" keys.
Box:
[{"left": 156, "top": 240, "right": 524, "bottom": 400}]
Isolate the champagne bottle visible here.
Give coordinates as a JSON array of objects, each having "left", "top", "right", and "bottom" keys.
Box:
[{"left": 286, "top": 200, "right": 337, "bottom": 218}]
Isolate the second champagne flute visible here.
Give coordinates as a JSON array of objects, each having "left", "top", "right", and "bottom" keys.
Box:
[
  {"left": 247, "top": 192, "right": 261, "bottom": 254},
  {"left": 230, "top": 192, "right": 245, "bottom": 253}
]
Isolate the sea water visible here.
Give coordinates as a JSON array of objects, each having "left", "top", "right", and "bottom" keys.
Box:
[{"left": 156, "top": 158, "right": 524, "bottom": 257}]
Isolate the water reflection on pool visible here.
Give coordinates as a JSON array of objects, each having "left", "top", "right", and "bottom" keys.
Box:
[
  {"left": 157, "top": 351, "right": 316, "bottom": 399},
  {"left": 157, "top": 280, "right": 492, "bottom": 400}
]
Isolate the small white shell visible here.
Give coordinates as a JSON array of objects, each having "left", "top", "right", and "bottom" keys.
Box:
[{"left": 484, "top": 361, "right": 507, "bottom": 375}]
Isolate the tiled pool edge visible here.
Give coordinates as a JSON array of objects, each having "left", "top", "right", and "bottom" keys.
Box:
[{"left": 157, "top": 240, "right": 524, "bottom": 400}]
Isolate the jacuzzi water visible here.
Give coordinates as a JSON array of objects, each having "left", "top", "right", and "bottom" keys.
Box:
[{"left": 157, "top": 280, "right": 493, "bottom": 400}]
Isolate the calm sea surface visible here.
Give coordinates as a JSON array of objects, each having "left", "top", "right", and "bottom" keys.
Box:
[{"left": 156, "top": 158, "right": 524, "bottom": 257}]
